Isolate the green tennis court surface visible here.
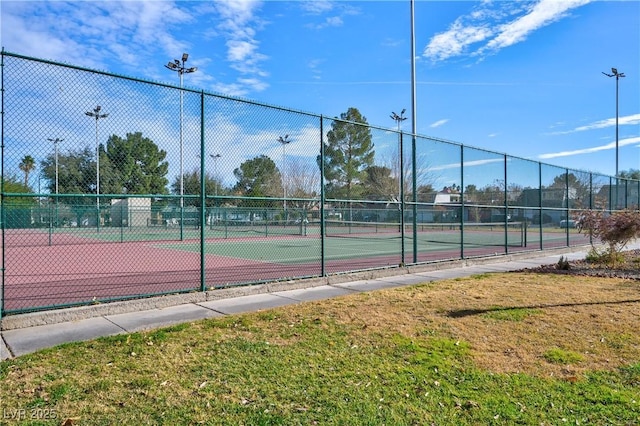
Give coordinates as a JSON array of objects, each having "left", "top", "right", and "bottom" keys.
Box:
[
  {"left": 27, "top": 220, "right": 579, "bottom": 266},
  {"left": 158, "top": 237, "right": 401, "bottom": 263},
  {"left": 152, "top": 221, "right": 558, "bottom": 264}
]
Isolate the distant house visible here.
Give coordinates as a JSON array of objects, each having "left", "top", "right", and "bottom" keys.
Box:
[
  {"left": 595, "top": 184, "right": 640, "bottom": 209},
  {"left": 433, "top": 187, "right": 461, "bottom": 204},
  {"left": 518, "top": 187, "right": 578, "bottom": 209},
  {"left": 515, "top": 186, "right": 582, "bottom": 225},
  {"left": 418, "top": 187, "right": 462, "bottom": 223}
]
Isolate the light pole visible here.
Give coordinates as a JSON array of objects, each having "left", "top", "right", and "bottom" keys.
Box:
[
  {"left": 277, "top": 135, "right": 291, "bottom": 214},
  {"left": 602, "top": 67, "right": 625, "bottom": 209},
  {"left": 85, "top": 106, "right": 108, "bottom": 229},
  {"left": 47, "top": 137, "right": 63, "bottom": 227},
  {"left": 602, "top": 68, "right": 625, "bottom": 179},
  {"left": 410, "top": 0, "right": 418, "bottom": 263},
  {"left": 47, "top": 138, "right": 64, "bottom": 197},
  {"left": 210, "top": 153, "right": 221, "bottom": 196},
  {"left": 390, "top": 109, "right": 407, "bottom": 203},
  {"left": 165, "top": 53, "right": 197, "bottom": 218}
]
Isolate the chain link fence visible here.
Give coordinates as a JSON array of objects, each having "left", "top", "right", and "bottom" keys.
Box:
[{"left": 1, "top": 50, "right": 636, "bottom": 315}]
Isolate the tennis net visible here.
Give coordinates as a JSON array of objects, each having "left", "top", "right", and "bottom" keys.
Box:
[
  {"left": 324, "top": 220, "right": 525, "bottom": 247},
  {"left": 209, "top": 219, "right": 307, "bottom": 238}
]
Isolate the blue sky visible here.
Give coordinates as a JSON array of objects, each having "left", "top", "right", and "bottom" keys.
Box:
[{"left": 2, "top": 0, "right": 639, "bottom": 180}]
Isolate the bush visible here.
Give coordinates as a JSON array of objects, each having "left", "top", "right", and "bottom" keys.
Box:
[
  {"left": 577, "top": 209, "right": 640, "bottom": 266},
  {"left": 556, "top": 256, "right": 570, "bottom": 270}
]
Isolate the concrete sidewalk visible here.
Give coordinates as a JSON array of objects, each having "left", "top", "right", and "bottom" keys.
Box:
[{"left": 0, "top": 247, "right": 593, "bottom": 361}]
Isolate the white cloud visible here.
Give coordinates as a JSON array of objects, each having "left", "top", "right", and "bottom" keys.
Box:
[
  {"left": 430, "top": 119, "right": 449, "bottom": 128},
  {"left": 213, "top": 1, "right": 269, "bottom": 92},
  {"left": 226, "top": 40, "right": 259, "bottom": 62},
  {"left": 307, "top": 15, "right": 345, "bottom": 30},
  {"left": 3, "top": 0, "right": 274, "bottom": 98},
  {"left": 539, "top": 136, "right": 640, "bottom": 159},
  {"left": 424, "top": 21, "right": 492, "bottom": 62},
  {"left": 424, "top": 0, "right": 592, "bottom": 62},
  {"left": 430, "top": 158, "right": 503, "bottom": 172},
  {"left": 480, "top": 0, "right": 591, "bottom": 54},
  {"left": 302, "top": 1, "right": 358, "bottom": 30},
  {"left": 300, "top": 0, "right": 335, "bottom": 15},
  {"left": 237, "top": 77, "right": 269, "bottom": 92},
  {"left": 308, "top": 58, "right": 325, "bottom": 80},
  {"left": 550, "top": 114, "right": 640, "bottom": 135},
  {"left": 1, "top": 1, "right": 195, "bottom": 72},
  {"left": 325, "top": 16, "right": 344, "bottom": 27}
]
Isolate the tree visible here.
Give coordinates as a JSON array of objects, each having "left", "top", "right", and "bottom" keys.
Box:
[
  {"left": 415, "top": 183, "right": 436, "bottom": 203},
  {"left": 285, "top": 157, "right": 320, "bottom": 212},
  {"left": 170, "top": 169, "right": 223, "bottom": 208},
  {"left": 104, "top": 132, "right": 169, "bottom": 195},
  {"left": 18, "top": 155, "right": 36, "bottom": 188},
  {"left": 320, "top": 107, "right": 375, "bottom": 201},
  {"left": 363, "top": 165, "right": 396, "bottom": 202},
  {"left": 232, "top": 155, "right": 282, "bottom": 207},
  {"left": 1, "top": 174, "right": 34, "bottom": 202},
  {"left": 464, "top": 180, "right": 505, "bottom": 222},
  {"left": 545, "top": 172, "right": 590, "bottom": 209},
  {"left": 40, "top": 147, "right": 98, "bottom": 225},
  {"left": 618, "top": 169, "right": 640, "bottom": 180},
  {"left": 1, "top": 174, "right": 36, "bottom": 228},
  {"left": 41, "top": 132, "right": 169, "bottom": 201},
  {"left": 465, "top": 180, "right": 504, "bottom": 206},
  {"left": 41, "top": 147, "right": 95, "bottom": 195}
]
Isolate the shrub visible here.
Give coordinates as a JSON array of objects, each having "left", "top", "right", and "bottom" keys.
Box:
[
  {"left": 577, "top": 209, "right": 640, "bottom": 266},
  {"left": 556, "top": 256, "right": 570, "bottom": 270}
]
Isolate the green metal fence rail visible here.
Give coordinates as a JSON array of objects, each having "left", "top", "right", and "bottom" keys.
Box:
[{"left": 1, "top": 50, "right": 637, "bottom": 316}]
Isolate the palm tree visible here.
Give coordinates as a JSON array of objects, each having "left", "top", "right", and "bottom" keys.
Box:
[{"left": 19, "top": 155, "right": 36, "bottom": 188}]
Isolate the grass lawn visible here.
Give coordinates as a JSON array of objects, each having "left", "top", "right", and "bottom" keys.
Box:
[{"left": 1, "top": 272, "right": 639, "bottom": 425}]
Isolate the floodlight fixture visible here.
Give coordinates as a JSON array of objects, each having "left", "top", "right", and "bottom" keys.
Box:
[
  {"left": 390, "top": 110, "right": 407, "bottom": 127},
  {"left": 277, "top": 135, "right": 291, "bottom": 145}
]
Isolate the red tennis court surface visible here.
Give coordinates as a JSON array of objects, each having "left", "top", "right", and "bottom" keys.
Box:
[
  {"left": 1, "top": 229, "right": 591, "bottom": 313},
  {"left": 1, "top": 232, "right": 404, "bottom": 312}
]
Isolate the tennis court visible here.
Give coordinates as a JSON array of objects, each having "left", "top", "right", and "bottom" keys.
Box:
[{"left": 1, "top": 219, "right": 591, "bottom": 313}]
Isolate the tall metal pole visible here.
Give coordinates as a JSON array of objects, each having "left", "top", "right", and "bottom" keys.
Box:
[
  {"left": 47, "top": 137, "right": 63, "bottom": 227},
  {"left": 410, "top": 0, "right": 418, "bottom": 262},
  {"left": 210, "top": 153, "right": 221, "bottom": 196},
  {"left": 166, "top": 53, "right": 197, "bottom": 238},
  {"left": 180, "top": 71, "right": 184, "bottom": 205},
  {"left": 47, "top": 138, "right": 63, "bottom": 196},
  {"left": 602, "top": 67, "right": 625, "bottom": 208},
  {"left": 277, "top": 135, "right": 291, "bottom": 214},
  {"left": 85, "top": 106, "right": 108, "bottom": 230},
  {"left": 390, "top": 109, "right": 407, "bottom": 202}
]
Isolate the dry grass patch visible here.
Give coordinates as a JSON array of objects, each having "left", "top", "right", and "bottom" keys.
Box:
[
  {"left": 1, "top": 272, "right": 639, "bottom": 424},
  {"left": 317, "top": 273, "right": 640, "bottom": 377}
]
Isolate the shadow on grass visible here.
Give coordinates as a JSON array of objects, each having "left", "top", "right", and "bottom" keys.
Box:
[{"left": 446, "top": 299, "right": 640, "bottom": 318}]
